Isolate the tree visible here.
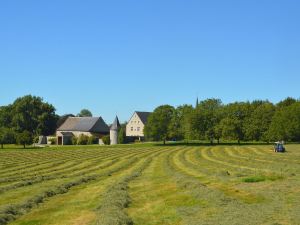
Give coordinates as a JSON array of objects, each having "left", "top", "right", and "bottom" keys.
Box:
[
  {"left": 219, "top": 117, "right": 241, "bottom": 143},
  {"left": 0, "top": 128, "right": 15, "bottom": 149},
  {"left": 118, "top": 124, "right": 127, "bottom": 144},
  {"left": 168, "top": 105, "right": 193, "bottom": 141},
  {"left": 188, "top": 99, "right": 223, "bottom": 144},
  {"left": 144, "top": 105, "right": 175, "bottom": 144},
  {"left": 0, "top": 105, "right": 13, "bottom": 128},
  {"left": 268, "top": 102, "right": 300, "bottom": 142},
  {"left": 277, "top": 97, "right": 297, "bottom": 108},
  {"left": 244, "top": 102, "right": 275, "bottom": 141},
  {"left": 16, "top": 131, "right": 33, "bottom": 148},
  {"left": 11, "top": 95, "right": 58, "bottom": 136},
  {"left": 77, "top": 109, "right": 92, "bottom": 117},
  {"left": 218, "top": 102, "right": 251, "bottom": 143}
]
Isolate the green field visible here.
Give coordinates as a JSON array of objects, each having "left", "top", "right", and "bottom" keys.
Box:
[{"left": 0, "top": 144, "right": 299, "bottom": 225}]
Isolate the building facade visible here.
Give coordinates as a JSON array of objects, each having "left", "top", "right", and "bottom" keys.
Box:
[
  {"left": 56, "top": 117, "right": 109, "bottom": 145},
  {"left": 126, "top": 111, "right": 151, "bottom": 138}
]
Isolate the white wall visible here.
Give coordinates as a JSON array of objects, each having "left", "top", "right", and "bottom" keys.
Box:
[{"left": 126, "top": 112, "right": 145, "bottom": 137}]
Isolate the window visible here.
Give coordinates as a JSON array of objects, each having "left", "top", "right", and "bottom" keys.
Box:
[
  {"left": 137, "top": 127, "right": 140, "bottom": 131},
  {"left": 131, "top": 127, "right": 133, "bottom": 131}
]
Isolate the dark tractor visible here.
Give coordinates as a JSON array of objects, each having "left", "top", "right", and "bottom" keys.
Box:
[{"left": 274, "top": 142, "right": 286, "bottom": 153}]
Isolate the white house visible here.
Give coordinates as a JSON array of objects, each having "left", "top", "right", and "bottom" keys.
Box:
[{"left": 126, "top": 111, "right": 151, "bottom": 139}]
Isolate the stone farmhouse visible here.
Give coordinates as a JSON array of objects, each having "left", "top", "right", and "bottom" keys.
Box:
[
  {"left": 56, "top": 117, "right": 109, "bottom": 145},
  {"left": 126, "top": 111, "right": 151, "bottom": 140}
]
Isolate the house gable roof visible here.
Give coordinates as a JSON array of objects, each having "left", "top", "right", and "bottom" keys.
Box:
[
  {"left": 57, "top": 117, "right": 109, "bottom": 133},
  {"left": 134, "top": 111, "right": 151, "bottom": 125}
]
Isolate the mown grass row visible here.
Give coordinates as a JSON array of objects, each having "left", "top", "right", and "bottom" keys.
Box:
[
  {"left": 0, "top": 156, "right": 141, "bottom": 225},
  {"left": 163, "top": 148, "right": 269, "bottom": 225},
  {"left": 0, "top": 147, "right": 155, "bottom": 184},
  {"left": 1, "top": 147, "right": 161, "bottom": 192},
  {"left": 0, "top": 159, "right": 120, "bottom": 194},
  {"left": 94, "top": 156, "right": 154, "bottom": 225},
  {"left": 0, "top": 149, "right": 162, "bottom": 207},
  {"left": 0, "top": 148, "right": 139, "bottom": 177},
  {"left": 1, "top": 145, "right": 299, "bottom": 225},
  {"left": 0, "top": 147, "right": 166, "bottom": 225}
]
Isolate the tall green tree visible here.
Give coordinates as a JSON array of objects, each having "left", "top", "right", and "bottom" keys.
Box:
[
  {"left": 168, "top": 105, "right": 193, "bottom": 141},
  {"left": 144, "top": 105, "right": 175, "bottom": 144},
  {"left": 244, "top": 102, "right": 275, "bottom": 141},
  {"left": 219, "top": 117, "right": 241, "bottom": 143},
  {"left": 268, "top": 102, "right": 300, "bottom": 142},
  {"left": 11, "top": 95, "right": 58, "bottom": 136},
  {"left": 0, "top": 128, "right": 15, "bottom": 149},
  {"left": 277, "top": 97, "right": 297, "bottom": 108},
  {"left": 188, "top": 99, "right": 223, "bottom": 143},
  {"left": 218, "top": 102, "right": 251, "bottom": 143},
  {"left": 77, "top": 109, "right": 92, "bottom": 117},
  {"left": 0, "top": 105, "right": 13, "bottom": 128}
]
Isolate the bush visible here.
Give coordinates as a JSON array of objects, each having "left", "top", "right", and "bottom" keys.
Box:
[
  {"left": 71, "top": 136, "right": 78, "bottom": 145},
  {"left": 88, "top": 136, "right": 98, "bottom": 145},
  {"left": 102, "top": 135, "right": 110, "bottom": 145},
  {"left": 77, "top": 134, "right": 89, "bottom": 145},
  {"left": 48, "top": 137, "right": 56, "bottom": 145}
]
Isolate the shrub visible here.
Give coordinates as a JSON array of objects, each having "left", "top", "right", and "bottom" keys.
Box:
[
  {"left": 77, "top": 134, "right": 89, "bottom": 145},
  {"left": 48, "top": 137, "right": 56, "bottom": 145},
  {"left": 102, "top": 135, "right": 110, "bottom": 145},
  {"left": 71, "top": 136, "right": 78, "bottom": 145},
  {"left": 88, "top": 136, "right": 98, "bottom": 145}
]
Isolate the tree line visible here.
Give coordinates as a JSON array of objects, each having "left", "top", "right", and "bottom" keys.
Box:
[
  {"left": 144, "top": 97, "right": 300, "bottom": 144},
  {"left": 0, "top": 95, "right": 58, "bottom": 148},
  {"left": 1, "top": 95, "right": 300, "bottom": 148}
]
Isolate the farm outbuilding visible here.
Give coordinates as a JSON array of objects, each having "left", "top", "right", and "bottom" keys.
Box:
[{"left": 56, "top": 117, "right": 109, "bottom": 145}]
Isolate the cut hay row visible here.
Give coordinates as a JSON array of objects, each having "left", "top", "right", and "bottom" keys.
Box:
[
  {"left": 0, "top": 148, "right": 164, "bottom": 206},
  {"left": 0, "top": 156, "right": 141, "bottom": 225},
  {"left": 94, "top": 156, "right": 154, "bottom": 225},
  {"left": 1, "top": 145, "right": 299, "bottom": 225},
  {"left": 2, "top": 147, "right": 167, "bottom": 193},
  {"left": 0, "top": 147, "right": 153, "bottom": 180}
]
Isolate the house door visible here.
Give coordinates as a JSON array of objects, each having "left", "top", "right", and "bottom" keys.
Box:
[{"left": 58, "top": 136, "right": 62, "bottom": 145}]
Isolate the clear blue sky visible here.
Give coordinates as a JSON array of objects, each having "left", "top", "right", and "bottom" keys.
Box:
[{"left": 0, "top": 0, "right": 299, "bottom": 123}]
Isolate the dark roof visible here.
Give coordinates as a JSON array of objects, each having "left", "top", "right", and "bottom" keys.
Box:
[
  {"left": 60, "top": 132, "right": 74, "bottom": 136},
  {"left": 110, "top": 116, "right": 120, "bottom": 130},
  {"left": 135, "top": 112, "right": 151, "bottom": 124},
  {"left": 57, "top": 117, "right": 109, "bottom": 133}
]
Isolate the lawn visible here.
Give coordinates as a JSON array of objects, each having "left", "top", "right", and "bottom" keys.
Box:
[{"left": 0, "top": 144, "right": 299, "bottom": 225}]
